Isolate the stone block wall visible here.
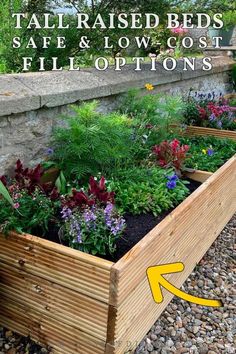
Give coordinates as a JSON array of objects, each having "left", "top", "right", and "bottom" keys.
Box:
[{"left": 0, "top": 56, "right": 235, "bottom": 175}]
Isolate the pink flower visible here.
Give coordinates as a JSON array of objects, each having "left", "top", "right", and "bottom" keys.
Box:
[
  {"left": 171, "top": 25, "right": 188, "bottom": 36},
  {"left": 13, "top": 203, "right": 20, "bottom": 209}
]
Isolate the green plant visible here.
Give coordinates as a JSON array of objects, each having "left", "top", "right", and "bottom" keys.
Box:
[
  {"left": 229, "top": 99, "right": 236, "bottom": 107},
  {"left": 180, "top": 136, "right": 236, "bottom": 172},
  {"left": 0, "top": 187, "right": 58, "bottom": 235},
  {"left": 51, "top": 101, "right": 133, "bottom": 181},
  {"left": 222, "top": 11, "right": 236, "bottom": 29},
  {"left": 61, "top": 203, "right": 125, "bottom": 256},
  {"left": 0, "top": 180, "right": 14, "bottom": 207},
  {"left": 108, "top": 166, "right": 190, "bottom": 216},
  {"left": 118, "top": 89, "right": 185, "bottom": 161}
]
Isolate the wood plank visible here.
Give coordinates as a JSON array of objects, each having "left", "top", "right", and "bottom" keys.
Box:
[
  {"left": 109, "top": 155, "right": 236, "bottom": 353},
  {"left": 185, "top": 126, "right": 236, "bottom": 141},
  {"left": 0, "top": 298, "right": 106, "bottom": 354},
  {"left": 0, "top": 263, "right": 109, "bottom": 341},
  {"left": 185, "top": 169, "right": 213, "bottom": 182},
  {"left": 112, "top": 154, "right": 236, "bottom": 305},
  {"left": 0, "top": 232, "right": 113, "bottom": 303}
]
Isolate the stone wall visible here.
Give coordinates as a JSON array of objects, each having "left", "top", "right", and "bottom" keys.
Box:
[{"left": 0, "top": 56, "right": 234, "bottom": 175}]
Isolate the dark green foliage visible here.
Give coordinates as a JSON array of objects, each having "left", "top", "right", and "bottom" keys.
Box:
[
  {"left": 108, "top": 166, "right": 190, "bottom": 216},
  {"left": 183, "top": 98, "right": 202, "bottom": 126},
  {"left": 118, "top": 89, "right": 185, "bottom": 160},
  {"left": 51, "top": 101, "right": 134, "bottom": 181},
  {"left": 181, "top": 136, "right": 236, "bottom": 172}
]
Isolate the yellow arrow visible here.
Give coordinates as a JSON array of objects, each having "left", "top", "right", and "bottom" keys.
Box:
[{"left": 147, "top": 262, "right": 223, "bottom": 308}]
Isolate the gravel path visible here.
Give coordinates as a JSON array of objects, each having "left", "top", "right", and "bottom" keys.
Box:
[{"left": 0, "top": 216, "right": 235, "bottom": 354}]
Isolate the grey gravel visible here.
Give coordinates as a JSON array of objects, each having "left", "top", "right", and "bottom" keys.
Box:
[
  {"left": 0, "top": 216, "right": 235, "bottom": 354},
  {"left": 135, "top": 215, "right": 236, "bottom": 354}
]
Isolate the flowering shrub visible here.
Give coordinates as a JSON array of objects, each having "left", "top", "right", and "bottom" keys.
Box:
[
  {"left": 0, "top": 160, "right": 124, "bottom": 256},
  {"left": 0, "top": 186, "right": 57, "bottom": 235},
  {"left": 61, "top": 203, "right": 125, "bottom": 255},
  {"left": 152, "top": 139, "right": 190, "bottom": 174},
  {"left": 184, "top": 92, "right": 236, "bottom": 130}
]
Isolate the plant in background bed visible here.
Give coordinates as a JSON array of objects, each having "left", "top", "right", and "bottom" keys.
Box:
[
  {"left": 108, "top": 167, "right": 190, "bottom": 216},
  {"left": 183, "top": 91, "right": 236, "bottom": 130},
  {"left": 50, "top": 101, "right": 134, "bottom": 181},
  {"left": 180, "top": 136, "right": 236, "bottom": 172}
]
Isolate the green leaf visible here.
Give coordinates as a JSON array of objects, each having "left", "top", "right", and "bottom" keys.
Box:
[
  {"left": 55, "top": 171, "right": 67, "bottom": 194},
  {"left": 0, "top": 181, "right": 14, "bottom": 207}
]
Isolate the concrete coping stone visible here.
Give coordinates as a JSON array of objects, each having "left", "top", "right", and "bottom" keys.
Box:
[{"left": 0, "top": 56, "right": 234, "bottom": 117}]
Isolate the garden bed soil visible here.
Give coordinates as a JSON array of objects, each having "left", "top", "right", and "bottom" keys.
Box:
[
  {"left": 112, "top": 179, "right": 201, "bottom": 262},
  {"left": 39, "top": 179, "right": 201, "bottom": 263},
  {"left": 0, "top": 159, "right": 236, "bottom": 354}
]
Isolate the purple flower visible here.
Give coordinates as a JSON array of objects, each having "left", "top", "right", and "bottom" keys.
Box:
[
  {"left": 207, "top": 149, "right": 214, "bottom": 156},
  {"left": 209, "top": 114, "right": 216, "bottom": 122},
  {"left": 110, "top": 217, "right": 126, "bottom": 236},
  {"left": 61, "top": 207, "right": 72, "bottom": 221},
  {"left": 46, "top": 147, "right": 54, "bottom": 155},
  {"left": 104, "top": 203, "right": 114, "bottom": 216},
  {"left": 228, "top": 111, "right": 234, "bottom": 120},
  {"left": 76, "top": 229, "right": 82, "bottom": 243},
  {"left": 167, "top": 174, "right": 179, "bottom": 182},
  {"left": 217, "top": 120, "right": 222, "bottom": 129},
  {"left": 70, "top": 219, "right": 83, "bottom": 244},
  {"left": 166, "top": 180, "right": 177, "bottom": 190},
  {"left": 83, "top": 209, "right": 97, "bottom": 224},
  {"left": 104, "top": 203, "right": 114, "bottom": 227}
]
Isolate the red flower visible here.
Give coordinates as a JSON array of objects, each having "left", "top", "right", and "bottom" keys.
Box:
[
  {"left": 197, "top": 106, "right": 207, "bottom": 120},
  {"left": 63, "top": 176, "right": 115, "bottom": 210}
]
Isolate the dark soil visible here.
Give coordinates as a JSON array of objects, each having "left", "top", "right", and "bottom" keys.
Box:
[
  {"left": 34, "top": 179, "right": 201, "bottom": 263},
  {"left": 109, "top": 179, "right": 201, "bottom": 262}
]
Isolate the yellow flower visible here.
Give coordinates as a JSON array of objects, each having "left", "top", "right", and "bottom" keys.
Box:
[
  {"left": 145, "top": 83, "right": 154, "bottom": 91},
  {"left": 202, "top": 149, "right": 207, "bottom": 155}
]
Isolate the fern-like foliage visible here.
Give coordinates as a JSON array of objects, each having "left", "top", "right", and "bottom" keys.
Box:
[
  {"left": 119, "top": 89, "right": 185, "bottom": 142},
  {"left": 51, "top": 101, "right": 133, "bottom": 181}
]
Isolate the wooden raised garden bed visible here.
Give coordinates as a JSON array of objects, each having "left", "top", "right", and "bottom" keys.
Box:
[
  {"left": 1, "top": 153, "right": 236, "bottom": 354},
  {"left": 185, "top": 125, "right": 236, "bottom": 141}
]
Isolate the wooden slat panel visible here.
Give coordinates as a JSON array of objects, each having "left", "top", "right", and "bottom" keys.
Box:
[
  {"left": 109, "top": 155, "right": 236, "bottom": 353},
  {"left": 0, "top": 232, "right": 113, "bottom": 303},
  {"left": 0, "top": 298, "right": 106, "bottom": 354},
  {"left": 0, "top": 263, "right": 109, "bottom": 341},
  {"left": 109, "top": 155, "right": 236, "bottom": 347},
  {"left": 114, "top": 155, "right": 236, "bottom": 303},
  {"left": 185, "top": 126, "right": 236, "bottom": 141}
]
